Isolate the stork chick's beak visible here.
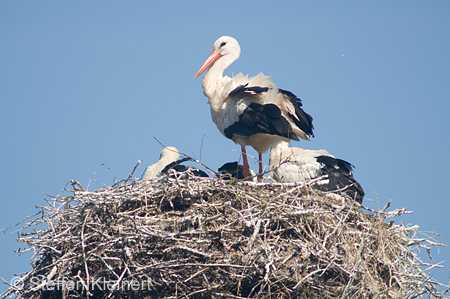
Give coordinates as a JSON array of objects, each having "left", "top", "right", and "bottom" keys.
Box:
[{"left": 193, "top": 49, "right": 222, "bottom": 79}]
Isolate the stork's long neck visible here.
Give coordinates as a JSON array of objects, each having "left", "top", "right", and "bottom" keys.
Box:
[
  {"left": 143, "top": 150, "right": 179, "bottom": 180},
  {"left": 202, "top": 54, "right": 237, "bottom": 112},
  {"left": 269, "top": 140, "right": 291, "bottom": 169}
]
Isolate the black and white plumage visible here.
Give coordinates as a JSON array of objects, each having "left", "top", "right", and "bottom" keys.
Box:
[
  {"left": 162, "top": 157, "right": 209, "bottom": 178},
  {"left": 194, "top": 36, "right": 314, "bottom": 180},
  {"left": 143, "top": 146, "right": 208, "bottom": 180},
  {"left": 269, "top": 141, "right": 364, "bottom": 203},
  {"left": 217, "top": 162, "right": 258, "bottom": 181},
  {"left": 218, "top": 162, "right": 245, "bottom": 180}
]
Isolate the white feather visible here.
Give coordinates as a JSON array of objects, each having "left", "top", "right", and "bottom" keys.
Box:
[
  {"left": 143, "top": 146, "right": 180, "bottom": 180},
  {"left": 269, "top": 141, "right": 333, "bottom": 183}
]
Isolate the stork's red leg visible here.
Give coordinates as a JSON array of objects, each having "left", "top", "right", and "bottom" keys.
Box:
[
  {"left": 241, "top": 145, "right": 249, "bottom": 178},
  {"left": 258, "top": 152, "right": 263, "bottom": 181}
]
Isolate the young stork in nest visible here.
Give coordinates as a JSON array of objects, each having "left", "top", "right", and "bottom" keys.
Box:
[
  {"left": 194, "top": 36, "right": 314, "bottom": 180},
  {"left": 217, "top": 161, "right": 256, "bottom": 181},
  {"left": 269, "top": 141, "right": 364, "bottom": 203},
  {"left": 143, "top": 146, "right": 208, "bottom": 180}
]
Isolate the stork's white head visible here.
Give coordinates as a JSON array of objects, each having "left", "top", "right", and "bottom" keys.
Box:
[
  {"left": 213, "top": 36, "right": 241, "bottom": 58},
  {"left": 159, "top": 146, "right": 180, "bottom": 162},
  {"left": 193, "top": 36, "right": 241, "bottom": 79},
  {"left": 142, "top": 146, "right": 180, "bottom": 181}
]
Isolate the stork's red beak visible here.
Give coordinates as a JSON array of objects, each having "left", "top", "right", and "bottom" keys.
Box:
[{"left": 193, "top": 49, "right": 222, "bottom": 79}]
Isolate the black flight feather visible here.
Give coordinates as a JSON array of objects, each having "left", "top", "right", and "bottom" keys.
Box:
[
  {"left": 228, "top": 84, "right": 269, "bottom": 96},
  {"left": 162, "top": 157, "right": 209, "bottom": 178},
  {"left": 279, "top": 88, "right": 314, "bottom": 138},
  {"left": 224, "top": 102, "right": 298, "bottom": 140},
  {"left": 218, "top": 162, "right": 245, "bottom": 180},
  {"left": 225, "top": 85, "right": 313, "bottom": 141},
  {"left": 315, "top": 155, "right": 364, "bottom": 203}
]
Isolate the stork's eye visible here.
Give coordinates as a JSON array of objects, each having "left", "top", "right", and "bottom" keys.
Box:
[{"left": 220, "top": 42, "right": 227, "bottom": 48}]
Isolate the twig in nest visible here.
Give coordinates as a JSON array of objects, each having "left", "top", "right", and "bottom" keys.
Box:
[{"left": 1, "top": 172, "right": 448, "bottom": 299}]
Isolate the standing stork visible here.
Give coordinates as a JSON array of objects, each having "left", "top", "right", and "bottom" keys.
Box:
[
  {"left": 269, "top": 141, "right": 364, "bottom": 203},
  {"left": 194, "top": 36, "right": 314, "bottom": 180}
]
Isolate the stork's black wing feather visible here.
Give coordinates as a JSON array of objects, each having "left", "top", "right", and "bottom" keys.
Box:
[
  {"left": 224, "top": 102, "right": 298, "bottom": 140},
  {"left": 161, "top": 157, "right": 192, "bottom": 174},
  {"left": 228, "top": 84, "right": 269, "bottom": 96},
  {"left": 162, "top": 158, "right": 209, "bottom": 178},
  {"left": 315, "top": 155, "right": 364, "bottom": 203},
  {"left": 225, "top": 85, "right": 312, "bottom": 142},
  {"left": 218, "top": 161, "right": 245, "bottom": 180},
  {"left": 279, "top": 89, "right": 314, "bottom": 138}
]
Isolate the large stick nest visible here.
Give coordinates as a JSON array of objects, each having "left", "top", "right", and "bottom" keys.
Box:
[{"left": 2, "top": 169, "right": 448, "bottom": 298}]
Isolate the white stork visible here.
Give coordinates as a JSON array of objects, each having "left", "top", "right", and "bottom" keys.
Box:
[
  {"left": 143, "top": 146, "right": 208, "bottom": 180},
  {"left": 269, "top": 141, "right": 364, "bottom": 203},
  {"left": 194, "top": 36, "right": 314, "bottom": 180},
  {"left": 143, "top": 146, "right": 180, "bottom": 180}
]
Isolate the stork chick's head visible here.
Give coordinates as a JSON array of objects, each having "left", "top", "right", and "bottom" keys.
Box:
[
  {"left": 142, "top": 146, "right": 180, "bottom": 181},
  {"left": 193, "top": 36, "right": 241, "bottom": 79},
  {"left": 159, "top": 146, "right": 180, "bottom": 162}
]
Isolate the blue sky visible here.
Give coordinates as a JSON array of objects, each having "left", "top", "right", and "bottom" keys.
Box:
[{"left": 1, "top": 0, "right": 449, "bottom": 294}]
